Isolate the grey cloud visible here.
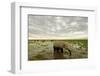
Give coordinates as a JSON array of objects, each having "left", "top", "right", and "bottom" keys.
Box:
[{"left": 28, "top": 15, "right": 88, "bottom": 38}]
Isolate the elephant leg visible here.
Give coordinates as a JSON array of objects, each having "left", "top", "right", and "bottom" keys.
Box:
[
  {"left": 58, "top": 48, "right": 64, "bottom": 59},
  {"left": 60, "top": 48, "right": 63, "bottom": 53},
  {"left": 53, "top": 47, "right": 59, "bottom": 59},
  {"left": 54, "top": 47, "right": 57, "bottom": 53},
  {"left": 53, "top": 47, "right": 64, "bottom": 59}
]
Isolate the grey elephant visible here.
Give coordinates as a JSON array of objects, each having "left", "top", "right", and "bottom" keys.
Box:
[{"left": 53, "top": 41, "right": 71, "bottom": 59}]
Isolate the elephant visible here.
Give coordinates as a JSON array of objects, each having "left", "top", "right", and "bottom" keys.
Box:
[{"left": 53, "top": 41, "right": 71, "bottom": 59}]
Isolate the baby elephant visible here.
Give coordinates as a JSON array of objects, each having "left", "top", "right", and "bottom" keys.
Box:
[{"left": 53, "top": 41, "right": 71, "bottom": 59}]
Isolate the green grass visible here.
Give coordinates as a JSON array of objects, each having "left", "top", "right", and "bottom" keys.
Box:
[{"left": 28, "top": 39, "right": 88, "bottom": 61}]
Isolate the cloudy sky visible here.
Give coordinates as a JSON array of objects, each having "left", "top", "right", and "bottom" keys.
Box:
[{"left": 28, "top": 15, "right": 88, "bottom": 39}]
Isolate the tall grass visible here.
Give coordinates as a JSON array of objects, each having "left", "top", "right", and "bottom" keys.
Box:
[{"left": 28, "top": 39, "right": 88, "bottom": 61}]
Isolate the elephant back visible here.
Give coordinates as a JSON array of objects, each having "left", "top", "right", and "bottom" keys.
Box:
[{"left": 53, "top": 41, "right": 66, "bottom": 48}]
